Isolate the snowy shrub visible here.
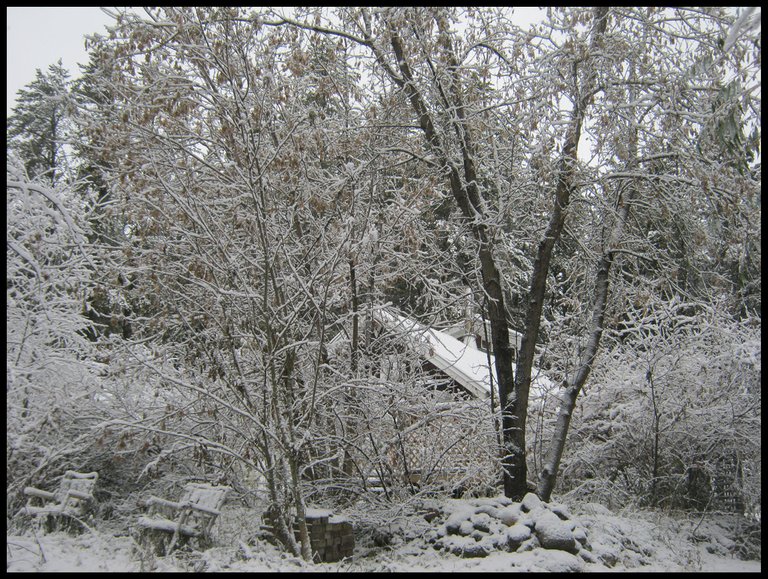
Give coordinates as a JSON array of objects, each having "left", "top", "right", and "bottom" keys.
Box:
[
  {"left": 553, "top": 301, "right": 760, "bottom": 516},
  {"left": 6, "top": 156, "right": 106, "bottom": 516}
]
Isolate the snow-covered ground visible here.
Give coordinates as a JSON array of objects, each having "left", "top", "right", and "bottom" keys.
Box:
[{"left": 7, "top": 494, "right": 760, "bottom": 573}]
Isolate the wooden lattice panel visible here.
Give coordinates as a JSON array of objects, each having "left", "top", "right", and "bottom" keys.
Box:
[{"left": 392, "top": 405, "right": 499, "bottom": 490}]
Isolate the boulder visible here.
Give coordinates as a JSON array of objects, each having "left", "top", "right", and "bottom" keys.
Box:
[
  {"left": 534, "top": 509, "right": 578, "bottom": 554},
  {"left": 444, "top": 506, "right": 475, "bottom": 536},
  {"left": 473, "top": 504, "right": 500, "bottom": 518},
  {"left": 549, "top": 503, "right": 572, "bottom": 521},
  {"left": 461, "top": 542, "right": 489, "bottom": 558},
  {"left": 573, "top": 526, "right": 588, "bottom": 545},
  {"left": 458, "top": 520, "right": 475, "bottom": 536},
  {"left": 470, "top": 512, "right": 492, "bottom": 533},
  {"left": 496, "top": 504, "right": 522, "bottom": 526},
  {"left": 505, "top": 523, "right": 532, "bottom": 551},
  {"left": 441, "top": 535, "right": 489, "bottom": 558},
  {"left": 520, "top": 492, "right": 543, "bottom": 513},
  {"left": 516, "top": 535, "right": 541, "bottom": 552}
]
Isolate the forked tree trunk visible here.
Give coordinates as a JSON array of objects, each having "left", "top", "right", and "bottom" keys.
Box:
[
  {"left": 514, "top": 6, "right": 610, "bottom": 500},
  {"left": 536, "top": 251, "right": 612, "bottom": 502},
  {"left": 537, "top": 158, "right": 637, "bottom": 502}
]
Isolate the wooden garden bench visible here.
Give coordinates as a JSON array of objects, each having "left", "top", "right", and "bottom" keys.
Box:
[
  {"left": 135, "top": 482, "right": 230, "bottom": 555},
  {"left": 18, "top": 470, "right": 99, "bottom": 533}
]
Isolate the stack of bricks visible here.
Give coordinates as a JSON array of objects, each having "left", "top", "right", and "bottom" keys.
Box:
[
  {"left": 262, "top": 508, "right": 354, "bottom": 563},
  {"left": 301, "top": 509, "right": 354, "bottom": 563}
]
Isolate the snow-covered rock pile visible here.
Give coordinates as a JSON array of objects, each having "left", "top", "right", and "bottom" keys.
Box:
[
  {"left": 574, "top": 502, "right": 655, "bottom": 568},
  {"left": 425, "top": 492, "right": 593, "bottom": 564}
]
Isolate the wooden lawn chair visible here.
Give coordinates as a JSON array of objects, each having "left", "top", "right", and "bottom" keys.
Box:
[
  {"left": 135, "top": 482, "right": 230, "bottom": 555},
  {"left": 18, "top": 470, "right": 99, "bottom": 533}
]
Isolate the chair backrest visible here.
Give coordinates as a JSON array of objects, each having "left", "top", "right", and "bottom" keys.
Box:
[
  {"left": 180, "top": 483, "right": 229, "bottom": 512},
  {"left": 55, "top": 471, "right": 98, "bottom": 511},
  {"left": 57, "top": 471, "right": 97, "bottom": 498}
]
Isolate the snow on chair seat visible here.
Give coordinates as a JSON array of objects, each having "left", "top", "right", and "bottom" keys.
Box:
[
  {"left": 18, "top": 470, "right": 99, "bottom": 533},
  {"left": 135, "top": 482, "right": 230, "bottom": 555}
]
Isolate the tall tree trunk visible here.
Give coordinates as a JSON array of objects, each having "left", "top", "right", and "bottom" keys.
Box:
[
  {"left": 537, "top": 144, "right": 637, "bottom": 503},
  {"left": 343, "top": 258, "right": 359, "bottom": 478},
  {"left": 385, "top": 17, "right": 523, "bottom": 499},
  {"left": 536, "top": 246, "right": 613, "bottom": 501},
  {"left": 350, "top": 259, "right": 359, "bottom": 376},
  {"left": 510, "top": 126, "right": 580, "bottom": 498},
  {"left": 512, "top": 6, "right": 609, "bottom": 500},
  {"left": 536, "top": 15, "right": 647, "bottom": 500},
  {"left": 647, "top": 366, "right": 661, "bottom": 506}
]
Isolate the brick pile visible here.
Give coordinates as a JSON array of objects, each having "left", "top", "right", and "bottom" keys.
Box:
[
  {"left": 262, "top": 508, "right": 354, "bottom": 563},
  {"left": 303, "top": 509, "right": 354, "bottom": 563}
]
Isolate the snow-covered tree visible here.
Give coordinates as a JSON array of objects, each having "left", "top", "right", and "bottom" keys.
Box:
[
  {"left": 262, "top": 6, "right": 760, "bottom": 503},
  {"left": 6, "top": 155, "right": 103, "bottom": 514},
  {"left": 7, "top": 60, "right": 73, "bottom": 186},
  {"left": 556, "top": 301, "right": 760, "bottom": 517},
  {"left": 77, "top": 7, "right": 445, "bottom": 559}
]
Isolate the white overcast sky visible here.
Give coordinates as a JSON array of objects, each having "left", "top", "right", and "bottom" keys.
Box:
[{"left": 6, "top": 6, "right": 117, "bottom": 116}]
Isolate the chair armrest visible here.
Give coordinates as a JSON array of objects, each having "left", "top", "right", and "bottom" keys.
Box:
[
  {"left": 64, "top": 471, "right": 98, "bottom": 480},
  {"left": 184, "top": 502, "right": 221, "bottom": 517},
  {"left": 66, "top": 489, "right": 94, "bottom": 501},
  {"left": 23, "top": 487, "right": 56, "bottom": 501},
  {"left": 146, "top": 496, "right": 184, "bottom": 510}
]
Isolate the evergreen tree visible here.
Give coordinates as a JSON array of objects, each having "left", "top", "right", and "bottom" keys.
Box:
[{"left": 7, "top": 60, "right": 72, "bottom": 186}]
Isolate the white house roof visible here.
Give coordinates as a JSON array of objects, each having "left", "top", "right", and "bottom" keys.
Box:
[
  {"left": 375, "top": 308, "right": 554, "bottom": 400},
  {"left": 441, "top": 315, "right": 524, "bottom": 350}
]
